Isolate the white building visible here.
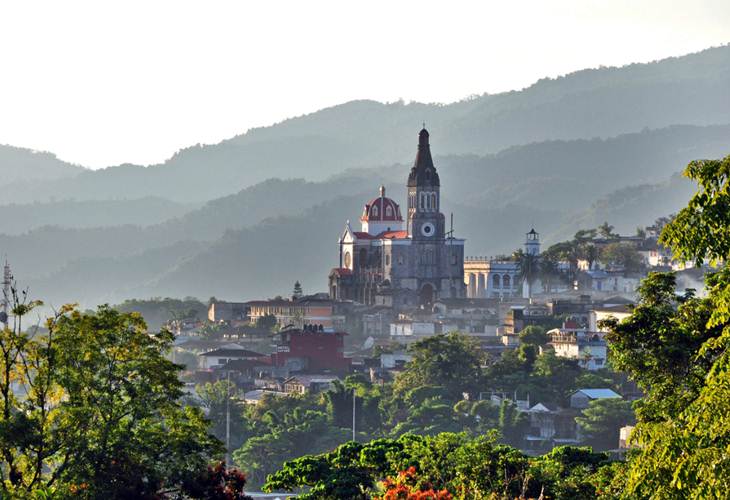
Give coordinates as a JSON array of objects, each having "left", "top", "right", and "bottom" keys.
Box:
[
  {"left": 548, "top": 328, "right": 608, "bottom": 371},
  {"left": 464, "top": 229, "right": 541, "bottom": 299}
]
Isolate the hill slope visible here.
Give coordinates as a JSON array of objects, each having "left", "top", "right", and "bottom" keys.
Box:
[{"left": 4, "top": 45, "right": 729, "bottom": 204}]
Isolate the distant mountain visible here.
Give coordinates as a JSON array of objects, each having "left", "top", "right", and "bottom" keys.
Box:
[
  {"left": 4, "top": 45, "right": 729, "bottom": 204},
  {"left": 0, "top": 197, "right": 197, "bottom": 235},
  {"left": 14, "top": 123, "right": 728, "bottom": 307},
  {"left": 0, "top": 145, "right": 84, "bottom": 186},
  {"left": 554, "top": 173, "right": 696, "bottom": 240}
]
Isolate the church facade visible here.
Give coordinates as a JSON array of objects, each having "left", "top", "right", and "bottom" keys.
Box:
[{"left": 329, "top": 128, "right": 465, "bottom": 308}]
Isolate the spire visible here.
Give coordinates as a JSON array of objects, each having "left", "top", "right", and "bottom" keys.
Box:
[{"left": 408, "top": 127, "right": 439, "bottom": 187}]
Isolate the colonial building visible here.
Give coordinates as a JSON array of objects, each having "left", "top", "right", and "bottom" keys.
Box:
[
  {"left": 329, "top": 128, "right": 465, "bottom": 307},
  {"left": 465, "top": 229, "right": 541, "bottom": 299}
]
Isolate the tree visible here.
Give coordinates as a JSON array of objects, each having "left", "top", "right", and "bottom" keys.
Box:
[
  {"left": 255, "top": 313, "right": 277, "bottom": 332},
  {"left": 518, "top": 325, "right": 549, "bottom": 347},
  {"left": 599, "top": 243, "right": 646, "bottom": 273},
  {"left": 514, "top": 249, "right": 539, "bottom": 298},
  {"left": 292, "top": 281, "right": 303, "bottom": 299},
  {"left": 194, "top": 380, "right": 252, "bottom": 450},
  {"left": 0, "top": 294, "right": 227, "bottom": 498},
  {"left": 575, "top": 399, "right": 635, "bottom": 451},
  {"left": 597, "top": 222, "right": 618, "bottom": 239},
  {"left": 393, "top": 334, "right": 484, "bottom": 401},
  {"left": 603, "top": 154, "right": 730, "bottom": 497}
]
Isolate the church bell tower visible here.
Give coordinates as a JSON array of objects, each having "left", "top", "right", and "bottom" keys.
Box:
[{"left": 407, "top": 128, "right": 445, "bottom": 240}]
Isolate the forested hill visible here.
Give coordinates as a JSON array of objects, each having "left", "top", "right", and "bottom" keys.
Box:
[
  {"left": 3, "top": 45, "right": 729, "bottom": 204},
  {"left": 13, "top": 123, "right": 728, "bottom": 307}
]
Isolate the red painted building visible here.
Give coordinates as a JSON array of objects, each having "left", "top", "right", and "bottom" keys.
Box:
[{"left": 271, "top": 327, "right": 350, "bottom": 374}]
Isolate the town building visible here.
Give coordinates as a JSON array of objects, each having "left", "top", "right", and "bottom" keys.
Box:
[
  {"left": 464, "top": 229, "right": 541, "bottom": 299},
  {"left": 208, "top": 301, "right": 249, "bottom": 323},
  {"left": 198, "top": 348, "right": 267, "bottom": 370},
  {"left": 270, "top": 327, "right": 351, "bottom": 374},
  {"left": 329, "top": 128, "right": 466, "bottom": 308},
  {"left": 245, "top": 295, "right": 344, "bottom": 332},
  {"left": 547, "top": 322, "right": 608, "bottom": 371}
]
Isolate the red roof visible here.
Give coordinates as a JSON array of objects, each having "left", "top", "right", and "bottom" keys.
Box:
[
  {"left": 330, "top": 267, "right": 353, "bottom": 276},
  {"left": 378, "top": 230, "right": 408, "bottom": 239},
  {"left": 360, "top": 189, "right": 403, "bottom": 222},
  {"left": 351, "top": 230, "right": 409, "bottom": 240}
]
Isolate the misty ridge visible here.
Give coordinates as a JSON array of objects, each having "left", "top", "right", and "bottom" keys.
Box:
[{"left": 2, "top": 44, "right": 729, "bottom": 308}]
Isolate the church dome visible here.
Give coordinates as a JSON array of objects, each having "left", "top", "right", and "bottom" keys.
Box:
[{"left": 361, "top": 186, "right": 403, "bottom": 222}]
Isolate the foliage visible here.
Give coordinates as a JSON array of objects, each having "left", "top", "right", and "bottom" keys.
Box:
[
  {"left": 255, "top": 313, "right": 278, "bottom": 332},
  {"left": 193, "top": 380, "right": 252, "bottom": 450},
  {"left": 575, "top": 399, "right": 635, "bottom": 451},
  {"left": 394, "top": 334, "right": 484, "bottom": 401},
  {"left": 264, "top": 433, "right": 611, "bottom": 499},
  {"left": 599, "top": 243, "right": 646, "bottom": 273},
  {"left": 114, "top": 296, "right": 207, "bottom": 330},
  {"left": 0, "top": 293, "right": 234, "bottom": 499},
  {"left": 600, "top": 154, "right": 730, "bottom": 498}
]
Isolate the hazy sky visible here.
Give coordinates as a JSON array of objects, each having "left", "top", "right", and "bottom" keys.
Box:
[{"left": 1, "top": 0, "right": 729, "bottom": 168}]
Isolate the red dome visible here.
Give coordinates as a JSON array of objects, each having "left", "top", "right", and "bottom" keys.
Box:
[{"left": 361, "top": 186, "right": 403, "bottom": 222}]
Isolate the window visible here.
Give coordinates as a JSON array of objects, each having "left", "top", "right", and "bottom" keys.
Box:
[
  {"left": 385, "top": 254, "right": 390, "bottom": 266},
  {"left": 492, "top": 274, "right": 501, "bottom": 288},
  {"left": 503, "top": 274, "right": 511, "bottom": 287},
  {"left": 371, "top": 205, "right": 378, "bottom": 217},
  {"left": 431, "top": 193, "right": 437, "bottom": 210},
  {"left": 385, "top": 205, "right": 393, "bottom": 217},
  {"left": 426, "top": 193, "right": 431, "bottom": 209}
]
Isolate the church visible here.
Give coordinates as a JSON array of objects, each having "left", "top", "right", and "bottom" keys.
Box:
[{"left": 329, "top": 128, "right": 465, "bottom": 307}]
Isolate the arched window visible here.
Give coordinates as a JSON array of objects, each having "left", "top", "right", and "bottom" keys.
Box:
[
  {"left": 431, "top": 193, "right": 437, "bottom": 210},
  {"left": 385, "top": 205, "right": 393, "bottom": 217},
  {"left": 385, "top": 254, "right": 390, "bottom": 266},
  {"left": 492, "top": 274, "right": 501, "bottom": 288},
  {"left": 426, "top": 193, "right": 431, "bottom": 209},
  {"left": 503, "top": 274, "right": 511, "bottom": 287},
  {"left": 420, "top": 193, "right": 425, "bottom": 209},
  {"left": 371, "top": 205, "right": 378, "bottom": 217}
]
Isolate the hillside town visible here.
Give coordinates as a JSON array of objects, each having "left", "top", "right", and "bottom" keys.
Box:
[{"left": 170, "top": 129, "right": 704, "bottom": 456}]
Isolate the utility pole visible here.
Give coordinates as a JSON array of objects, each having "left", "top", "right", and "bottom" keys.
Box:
[
  {"left": 352, "top": 388, "right": 356, "bottom": 442},
  {"left": 225, "top": 370, "right": 231, "bottom": 469}
]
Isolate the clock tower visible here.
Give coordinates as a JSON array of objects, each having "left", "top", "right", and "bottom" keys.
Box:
[{"left": 407, "top": 127, "right": 445, "bottom": 240}]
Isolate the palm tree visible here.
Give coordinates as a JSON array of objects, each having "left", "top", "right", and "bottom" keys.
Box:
[{"left": 515, "top": 249, "right": 540, "bottom": 299}]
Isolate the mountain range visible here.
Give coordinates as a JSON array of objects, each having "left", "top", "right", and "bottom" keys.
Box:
[{"left": 2, "top": 45, "right": 729, "bottom": 308}]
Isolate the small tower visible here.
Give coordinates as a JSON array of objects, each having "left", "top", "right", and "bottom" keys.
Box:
[{"left": 525, "top": 228, "right": 540, "bottom": 256}]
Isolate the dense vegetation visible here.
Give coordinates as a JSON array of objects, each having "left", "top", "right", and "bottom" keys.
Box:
[{"left": 0, "top": 298, "right": 250, "bottom": 499}]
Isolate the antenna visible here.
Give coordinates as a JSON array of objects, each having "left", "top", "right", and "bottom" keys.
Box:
[
  {"left": 1, "top": 259, "right": 11, "bottom": 327},
  {"left": 446, "top": 213, "right": 454, "bottom": 239}
]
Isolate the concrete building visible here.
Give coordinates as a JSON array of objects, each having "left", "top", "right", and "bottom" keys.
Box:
[{"left": 465, "top": 229, "right": 541, "bottom": 299}]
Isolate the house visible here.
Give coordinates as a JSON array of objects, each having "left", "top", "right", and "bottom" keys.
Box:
[
  {"left": 589, "top": 304, "right": 632, "bottom": 332},
  {"left": 246, "top": 295, "right": 344, "bottom": 332},
  {"left": 282, "top": 375, "right": 339, "bottom": 395},
  {"left": 270, "top": 327, "right": 351, "bottom": 374},
  {"left": 198, "top": 348, "right": 266, "bottom": 370},
  {"left": 548, "top": 326, "right": 608, "bottom": 371},
  {"left": 570, "top": 388, "right": 621, "bottom": 409},
  {"left": 208, "top": 301, "right": 249, "bottom": 323}
]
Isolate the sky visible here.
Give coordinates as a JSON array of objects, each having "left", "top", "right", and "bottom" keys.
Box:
[{"left": 1, "top": 0, "right": 729, "bottom": 169}]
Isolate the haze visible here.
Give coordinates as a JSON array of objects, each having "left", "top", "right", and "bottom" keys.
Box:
[{"left": 1, "top": 0, "right": 729, "bottom": 168}]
